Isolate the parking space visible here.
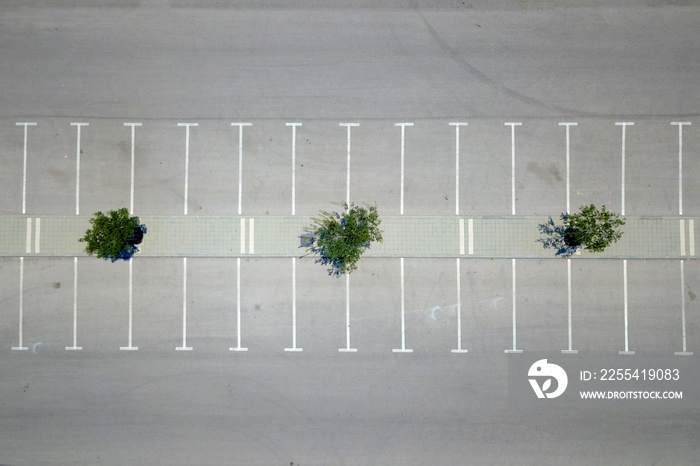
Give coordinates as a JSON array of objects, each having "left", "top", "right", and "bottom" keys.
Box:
[
  {"left": 626, "top": 260, "right": 680, "bottom": 353},
  {"left": 10, "top": 258, "right": 74, "bottom": 352},
  {"left": 130, "top": 258, "right": 183, "bottom": 351},
  {"left": 682, "top": 260, "right": 700, "bottom": 354},
  {"left": 23, "top": 119, "right": 77, "bottom": 216},
  {"left": 294, "top": 122, "right": 350, "bottom": 217},
  {"left": 569, "top": 260, "right": 625, "bottom": 353},
  {"left": 402, "top": 122, "right": 454, "bottom": 216},
  {"left": 0, "top": 118, "right": 697, "bottom": 355},
  {"left": 570, "top": 121, "right": 623, "bottom": 216},
  {"left": 76, "top": 258, "right": 129, "bottom": 351},
  {"left": 350, "top": 121, "right": 401, "bottom": 215},
  {"left": 462, "top": 119, "right": 512, "bottom": 216},
  {"left": 516, "top": 259, "right": 568, "bottom": 352},
  {"left": 236, "top": 257, "right": 294, "bottom": 353},
  {"left": 460, "top": 259, "right": 512, "bottom": 354}
]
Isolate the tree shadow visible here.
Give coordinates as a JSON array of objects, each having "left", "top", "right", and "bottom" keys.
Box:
[
  {"left": 105, "top": 223, "right": 147, "bottom": 263},
  {"left": 536, "top": 215, "right": 580, "bottom": 258}
]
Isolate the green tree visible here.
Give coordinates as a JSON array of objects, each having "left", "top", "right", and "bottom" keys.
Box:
[
  {"left": 80, "top": 208, "right": 143, "bottom": 260},
  {"left": 564, "top": 204, "right": 625, "bottom": 252},
  {"left": 305, "top": 202, "right": 383, "bottom": 276}
]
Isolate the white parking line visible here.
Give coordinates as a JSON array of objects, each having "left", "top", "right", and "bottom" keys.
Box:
[
  {"left": 505, "top": 123, "right": 522, "bottom": 216},
  {"left": 615, "top": 122, "right": 634, "bottom": 216},
  {"left": 124, "top": 123, "right": 142, "bottom": 215},
  {"left": 393, "top": 258, "right": 413, "bottom": 353},
  {"left": 505, "top": 258, "right": 522, "bottom": 353},
  {"left": 287, "top": 123, "right": 302, "bottom": 216},
  {"left": 450, "top": 123, "right": 468, "bottom": 216},
  {"left": 240, "top": 218, "right": 246, "bottom": 254},
  {"left": 71, "top": 123, "right": 88, "bottom": 216},
  {"left": 671, "top": 122, "right": 691, "bottom": 215},
  {"left": 231, "top": 123, "right": 252, "bottom": 215},
  {"left": 66, "top": 257, "right": 82, "bottom": 350},
  {"left": 690, "top": 220, "right": 695, "bottom": 256},
  {"left": 230, "top": 257, "right": 248, "bottom": 351},
  {"left": 339, "top": 274, "right": 357, "bottom": 352},
  {"left": 452, "top": 258, "right": 468, "bottom": 353},
  {"left": 559, "top": 122, "right": 577, "bottom": 214},
  {"left": 120, "top": 260, "right": 138, "bottom": 351},
  {"left": 25, "top": 217, "right": 31, "bottom": 254},
  {"left": 285, "top": 258, "right": 302, "bottom": 352},
  {"left": 249, "top": 218, "right": 254, "bottom": 254},
  {"left": 340, "top": 123, "right": 359, "bottom": 204},
  {"left": 176, "top": 257, "right": 192, "bottom": 351},
  {"left": 468, "top": 218, "right": 474, "bottom": 255},
  {"left": 395, "top": 123, "right": 413, "bottom": 215},
  {"left": 178, "top": 123, "right": 198, "bottom": 215},
  {"left": 562, "top": 258, "right": 578, "bottom": 354},
  {"left": 680, "top": 219, "right": 686, "bottom": 256},
  {"left": 16, "top": 122, "right": 36, "bottom": 215},
  {"left": 12, "top": 257, "right": 28, "bottom": 351},
  {"left": 620, "top": 259, "right": 634, "bottom": 355},
  {"left": 675, "top": 260, "right": 693, "bottom": 355},
  {"left": 34, "top": 218, "right": 40, "bottom": 254}
]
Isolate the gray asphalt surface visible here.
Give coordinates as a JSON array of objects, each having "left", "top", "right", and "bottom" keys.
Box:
[{"left": 0, "top": 1, "right": 699, "bottom": 465}]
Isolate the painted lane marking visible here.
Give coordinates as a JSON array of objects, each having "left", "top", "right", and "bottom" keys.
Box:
[
  {"left": 339, "top": 273, "right": 357, "bottom": 352},
  {"left": 285, "top": 258, "right": 302, "bottom": 352},
  {"left": 287, "top": 123, "right": 302, "bottom": 216},
  {"left": 66, "top": 257, "right": 82, "bottom": 350},
  {"left": 505, "top": 258, "right": 522, "bottom": 353},
  {"left": 671, "top": 122, "right": 691, "bottom": 215},
  {"left": 16, "top": 122, "right": 36, "bottom": 214},
  {"left": 615, "top": 122, "right": 634, "bottom": 216},
  {"left": 393, "top": 258, "right": 413, "bottom": 353},
  {"left": 71, "top": 123, "right": 88, "bottom": 216},
  {"left": 340, "top": 123, "right": 359, "bottom": 204},
  {"left": 240, "top": 218, "right": 246, "bottom": 254},
  {"left": 25, "top": 218, "right": 31, "bottom": 254},
  {"left": 120, "top": 259, "right": 138, "bottom": 351},
  {"left": 505, "top": 123, "right": 522, "bottom": 216},
  {"left": 452, "top": 258, "right": 468, "bottom": 353},
  {"left": 680, "top": 219, "right": 686, "bottom": 256},
  {"left": 12, "top": 257, "right": 28, "bottom": 351},
  {"left": 395, "top": 123, "right": 413, "bottom": 215},
  {"left": 231, "top": 123, "right": 252, "bottom": 215},
  {"left": 178, "top": 123, "right": 198, "bottom": 215},
  {"left": 230, "top": 257, "right": 248, "bottom": 351},
  {"left": 562, "top": 258, "right": 578, "bottom": 354},
  {"left": 124, "top": 123, "right": 142, "bottom": 215},
  {"left": 619, "top": 259, "right": 634, "bottom": 355},
  {"left": 450, "top": 123, "right": 468, "bottom": 216},
  {"left": 468, "top": 218, "right": 474, "bottom": 255},
  {"left": 559, "top": 122, "right": 577, "bottom": 214},
  {"left": 675, "top": 260, "right": 693, "bottom": 355},
  {"left": 690, "top": 219, "right": 695, "bottom": 256},
  {"left": 176, "top": 257, "right": 192, "bottom": 350},
  {"left": 34, "top": 218, "right": 40, "bottom": 254},
  {"left": 249, "top": 218, "right": 254, "bottom": 254}
]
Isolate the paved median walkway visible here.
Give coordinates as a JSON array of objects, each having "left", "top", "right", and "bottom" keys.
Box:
[{"left": 1, "top": 214, "right": 697, "bottom": 259}]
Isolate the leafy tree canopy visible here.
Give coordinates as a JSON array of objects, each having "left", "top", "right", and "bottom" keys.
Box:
[
  {"left": 305, "top": 202, "right": 383, "bottom": 276},
  {"left": 80, "top": 208, "right": 141, "bottom": 260},
  {"left": 564, "top": 204, "right": 625, "bottom": 253}
]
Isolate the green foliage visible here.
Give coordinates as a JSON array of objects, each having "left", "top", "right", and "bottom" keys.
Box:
[
  {"left": 565, "top": 204, "right": 625, "bottom": 253},
  {"left": 305, "top": 202, "right": 383, "bottom": 276},
  {"left": 80, "top": 208, "right": 140, "bottom": 259}
]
